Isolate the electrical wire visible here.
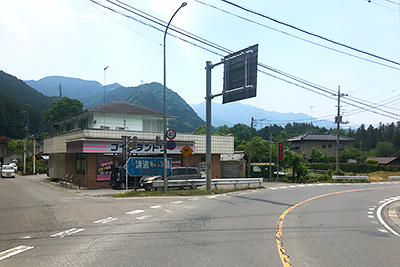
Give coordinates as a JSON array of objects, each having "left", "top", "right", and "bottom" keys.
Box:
[
  {"left": 218, "top": 0, "right": 400, "bottom": 67},
  {"left": 88, "top": 0, "right": 400, "bottom": 122},
  {"left": 195, "top": 0, "right": 400, "bottom": 71}
]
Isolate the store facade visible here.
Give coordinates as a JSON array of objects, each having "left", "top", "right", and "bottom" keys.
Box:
[{"left": 44, "top": 101, "right": 234, "bottom": 188}]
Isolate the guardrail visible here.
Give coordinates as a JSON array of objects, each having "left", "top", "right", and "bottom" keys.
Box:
[
  {"left": 151, "top": 178, "right": 263, "bottom": 190},
  {"left": 332, "top": 175, "right": 369, "bottom": 181},
  {"left": 388, "top": 176, "right": 400, "bottom": 180},
  {"left": 211, "top": 178, "right": 263, "bottom": 189}
]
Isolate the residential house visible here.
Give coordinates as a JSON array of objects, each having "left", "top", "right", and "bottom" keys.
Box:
[{"left": 287, "top": 133, "right": 354, "bottom": 159}]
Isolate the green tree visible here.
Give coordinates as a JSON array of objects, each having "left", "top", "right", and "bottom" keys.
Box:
[
  {"left": 192, "top": 125, "right": 207, "bottom": 134},
  {"left": 310, "top": 147, "right": 324, "bottom": 163},
  {"left": 284, "top": 151, "right": 309, "bottom": 183},
  {"left": 43, "top": 97, "right": 83, "bottom": 123},
  {"left": 371, "top": 141, "right": 395, "bottom": 157}
]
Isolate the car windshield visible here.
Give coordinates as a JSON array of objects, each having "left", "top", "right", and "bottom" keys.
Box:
[{"left": 2, "top": 165, "right": 13, "bottom": 170}]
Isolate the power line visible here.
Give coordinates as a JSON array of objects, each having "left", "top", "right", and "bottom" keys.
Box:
[
  {"left": 195, "top": 0, "right": 400, "bottom": 70},
  {"left": 89, "top": 0, "right": 400, "bottom": 122},
  {"left": 84, "top": 0, "right": 161, "bottom": 45},
  {"left": 218, "top": 0, "right": 400, "bottom": 67},
  {"left": 367, "top": 0, "right": 400, "bottom": 12}
]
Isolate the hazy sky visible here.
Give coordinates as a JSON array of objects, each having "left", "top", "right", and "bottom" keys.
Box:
[{"left": 1, "top": 0, "right": 399, "bottom": 128}]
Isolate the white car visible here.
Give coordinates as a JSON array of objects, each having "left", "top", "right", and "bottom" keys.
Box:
[
  {"left": 9, "top": 163, "right": 18, "bottom": 172},
  {"left": 1, "top": 165, "right": 15, "bottom": 178}
]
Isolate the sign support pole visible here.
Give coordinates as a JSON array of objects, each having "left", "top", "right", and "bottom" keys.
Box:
[{"left": 206, "top": 61, "right": 212, "bottom": 192}]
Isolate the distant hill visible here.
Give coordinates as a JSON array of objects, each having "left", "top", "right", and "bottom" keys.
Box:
[
  {"left": 25, "top": 76, "right": 109, "bottom": 105},
  {"left": 25, "top": 76, "right": 205, "bottom": 133},
  {"left": 190, "top": 102, "right": 336, "bottom": 128},
  {"left": 0, "top": 71, "right": 54, "bottom": 138}
]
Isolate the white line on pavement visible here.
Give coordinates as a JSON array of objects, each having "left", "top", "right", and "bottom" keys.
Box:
[
  {"left": 377, "top": 197, "right": 400, "bottom": 237},
  {"left": 126, "top": 209, "right": 145, "bottom": 215},
  {"left": 0, "top": 245, "right": 34, "bottom": 261},
  {"left": 51, "top": 228, "right": 85, "bottom": 238},
  {"left": 94, "top": 217, "right": 118, "bottom": 224}
]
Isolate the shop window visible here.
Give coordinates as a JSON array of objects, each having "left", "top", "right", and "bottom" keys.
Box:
[
  {"left": 328, "top": 144, "right": 332, "bottom": 148},
  {"left": 75, "top": 153, "right": 86, "bottom": 174},
  {"left": 322, "top": 144, "right": 326, "bottom": 149},
  {"left": 339, "top": 143, "right": 344, "bottom": 150}
]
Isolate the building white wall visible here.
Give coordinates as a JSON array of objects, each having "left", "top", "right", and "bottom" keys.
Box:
[{"left": 48, "top": 153, "right": 65, "bottom": 180}]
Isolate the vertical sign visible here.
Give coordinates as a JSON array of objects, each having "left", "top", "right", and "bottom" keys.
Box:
[{"left": 278, "top": 142, "right": 284, "bottom": 161}]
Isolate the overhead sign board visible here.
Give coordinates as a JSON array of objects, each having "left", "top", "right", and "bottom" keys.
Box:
[
  {"left": 125, "top": 157, "right": 172, "bottom": 176},
  {"left": 223, "top": 44, "right": 258, "bottom": 104}
]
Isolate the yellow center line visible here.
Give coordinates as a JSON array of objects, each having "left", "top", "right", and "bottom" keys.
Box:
[{"left": 276, "top": 186, "right": 389, "bottom": 267}]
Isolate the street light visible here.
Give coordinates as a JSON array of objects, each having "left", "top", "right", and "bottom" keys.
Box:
[{"left": 163, "top": 2, "right": 187, "bottom": 193}]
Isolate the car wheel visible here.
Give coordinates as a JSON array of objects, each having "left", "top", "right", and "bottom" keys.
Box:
[{"left": 119, "top": 182, "right": 126, "bottom": 190}]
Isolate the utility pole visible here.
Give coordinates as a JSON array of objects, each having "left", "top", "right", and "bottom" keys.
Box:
[
  {"left": 59, "top": 83, "right": 62, "bottom": 98},
  {"left": 335, "top": 86, "right": 347, "bottom": 171},
  {"left": 269, "top": 133, "right": 273, "bottom": 180},
  {"left": 248, "top": 117, "right": 254, "bottom": 177}
]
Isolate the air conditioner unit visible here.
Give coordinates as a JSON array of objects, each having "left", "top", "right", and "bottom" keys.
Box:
[{"left": 100, "top": 126, "right": 110, "bottom": 129}]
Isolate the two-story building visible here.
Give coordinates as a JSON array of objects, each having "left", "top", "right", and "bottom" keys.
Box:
[
  {"left": 287, "top": 133, "right": 354, "bottom": 159},
  {"left": 44, "top": 101, "right": 234, "bottom": 188}
]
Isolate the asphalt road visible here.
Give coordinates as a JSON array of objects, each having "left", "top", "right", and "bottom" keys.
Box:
[{"left": 1, "top": 174, "right": 400, "bottom": 266}]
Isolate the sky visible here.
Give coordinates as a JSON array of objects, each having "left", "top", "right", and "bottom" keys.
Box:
[{"left": 1, "top": 0, "right": 399, "bottom": 129}]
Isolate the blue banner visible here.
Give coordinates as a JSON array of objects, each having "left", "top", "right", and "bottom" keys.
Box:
[{"left": 125, "top": 157, "right": 171, "bottom": 176}]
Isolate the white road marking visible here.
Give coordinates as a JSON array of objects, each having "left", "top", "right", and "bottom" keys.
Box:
[
  {"left": 94, "top": 217, "right": 118, "bottom": 224},
  {"left": 0, "top": 245, "right": 34, "bottom": 261},
  {"left": 171, "top": 201, "right": 183, "bottom": 204},
  {"left": 21, "top": 235, "right": 31, "bottom": 239},
  {"left": 368, "top": 215, "right": 374, "bottom": 219},
  {"left": 369, "top": 207, "right": 375, "bottom": 211},
  {"left": 378, "top": 228, "right": 389, "bottom": 233},
  {"left": 136, "top": 215, "right": 151, "bottom": 220},
  {"left": 126, "top": 209, "right": 145, "bottom": 215},
  {"left": 51, "top": 228, "right": 85, "bottom": 238},
  {"left": 377, "top": 197, "right": 400, "bottom": 237},
  {"left": 368, "top": 211, "right": 373, "bottom": 215},
  {"left": 150, "top": 205, "right": 161, "bottom": 209}
]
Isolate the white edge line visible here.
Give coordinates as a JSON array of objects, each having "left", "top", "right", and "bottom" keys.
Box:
[
  {"left": 0, "top": 245, "right": 34, "bottom": 261},
  {"left": 377, "top": 198, "right": 400, "bottom": 237}
]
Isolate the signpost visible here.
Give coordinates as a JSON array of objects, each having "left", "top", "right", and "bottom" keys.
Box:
[{"left": 205, "top": 44, "right": 259, "bottom": 192}]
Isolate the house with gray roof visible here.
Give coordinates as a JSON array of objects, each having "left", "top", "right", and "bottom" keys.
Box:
[
  {"left": 53, "top": 100, "right": 175, "bottom": 132},
  {"left": 287, "top": 133, "right": 354, "bottom": 159}
]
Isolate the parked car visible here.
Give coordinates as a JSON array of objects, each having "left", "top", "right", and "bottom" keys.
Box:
[
  {"left": 1, "top": 165, "right": 15, "bottom": 178},
  {"left": 109, "top": 165, "right": 141, "bottom": 190},
  {"left": 140, "top": 167, "right": 203, "bottom": 191},
  {"left": 9, "top": 163, "right": 17, "bottom": 172}
]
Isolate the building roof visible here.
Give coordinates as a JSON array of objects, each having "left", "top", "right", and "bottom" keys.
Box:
[
  {"left": 287, "top": 133, "right": 354, "bottom": 142},
  {"left": 88, "top": 100, "right": 172, "bottom": 117},
  {"left": 366, "top": 157, "right": 398, "bottom": 165}
]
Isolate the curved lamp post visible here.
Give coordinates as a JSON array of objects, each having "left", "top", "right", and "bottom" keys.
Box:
[{"left": 163, "top": 2, "right": 187, "bottom": 193}]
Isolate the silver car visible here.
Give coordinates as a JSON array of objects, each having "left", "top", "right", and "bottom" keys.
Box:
[
  {"left": 140, "top": 167, "right": 203, "bottom": 191},
  {"left": 1, "top": 165, "right": 15, "bottom": 178}
]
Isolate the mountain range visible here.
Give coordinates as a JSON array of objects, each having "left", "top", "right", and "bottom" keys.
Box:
[{"left": 25, "top": 75, "right": 335, "bottom": 130}]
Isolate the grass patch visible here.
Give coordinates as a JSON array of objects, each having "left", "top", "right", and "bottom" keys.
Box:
[{"left": 112, "top": 186, "right": 263, "bottom": 198}]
